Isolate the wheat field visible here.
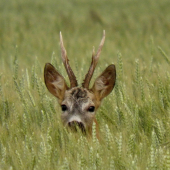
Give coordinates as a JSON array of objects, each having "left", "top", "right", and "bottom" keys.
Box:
[{"left": 0, "top": 0, "right": 170, "bottom": 169}]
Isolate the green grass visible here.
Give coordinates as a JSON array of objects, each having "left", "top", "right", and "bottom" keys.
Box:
[{"left": 1, "top": 0, "right": 170, "bottom": 169}]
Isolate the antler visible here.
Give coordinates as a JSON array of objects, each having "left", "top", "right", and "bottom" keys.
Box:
[
  {"left": 82, "top": 30, "right": 105, "bottom": 89},
  {"left": 60, "top": 32, "right": 78, "bottom": 88}
]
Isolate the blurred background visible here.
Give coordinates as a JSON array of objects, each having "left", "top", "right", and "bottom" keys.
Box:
[
  {"left": 0, "top": 0, "right": 170, "bottom": 69},
  {"left": 1, "top": 1, "right": 170, "bottom": 169}
]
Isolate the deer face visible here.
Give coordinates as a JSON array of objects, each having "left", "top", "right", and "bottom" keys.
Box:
[
  {"left": 61, "top": 87, "right": 96, "bottom": 133},
  {"left": 44, "top": 31, "right": 116, "bottom": 134}
]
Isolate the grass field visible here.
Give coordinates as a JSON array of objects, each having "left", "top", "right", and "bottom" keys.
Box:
[{"left": 1, "top": 0, "right": 170, "bottom": 169}]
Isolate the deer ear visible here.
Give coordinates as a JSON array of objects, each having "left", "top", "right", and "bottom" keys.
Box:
[
  {"left": 91, "top": 64, "right": 116, "bottom": 101},
  {"left": 44, "top": 63, "right": 68, "bottom": 101}
]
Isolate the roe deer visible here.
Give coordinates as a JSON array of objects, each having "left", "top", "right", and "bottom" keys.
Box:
[{"left": 44, "top": 31, "right": 116, "bottom": 136}]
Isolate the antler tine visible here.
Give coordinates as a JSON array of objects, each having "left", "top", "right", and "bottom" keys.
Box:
[
  {"left": 82, "top": 30, "right": 105, "bottom": 88},
  {"left": 60, "top": 32, "right": 78, "bottom": 88}
]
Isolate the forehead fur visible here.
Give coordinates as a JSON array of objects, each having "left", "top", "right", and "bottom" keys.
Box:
[
  {"left": 62, "top": 87, "right": 95, "bottom": 107},
  {"left": 68, "top": 87, "right": 94, "bottom": 100},
  {"left": 71, "top": 88, "right": 88, "bottom": 99}
]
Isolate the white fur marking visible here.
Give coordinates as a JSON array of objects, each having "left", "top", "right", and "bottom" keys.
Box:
[
  {"left": 52, "top": 78, "right": 64, "bottom": 90},
  {"left": 69, "top": 115, "right": 82, "bottom": 122}
]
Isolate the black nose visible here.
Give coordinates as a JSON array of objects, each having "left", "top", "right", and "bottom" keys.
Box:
[{"left": 68, "top": 121, "right": 86, "bottom": 134}]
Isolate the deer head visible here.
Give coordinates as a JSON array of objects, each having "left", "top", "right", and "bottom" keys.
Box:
[{"left": 44, "top": 31, "right": 116, "bottom": 135}]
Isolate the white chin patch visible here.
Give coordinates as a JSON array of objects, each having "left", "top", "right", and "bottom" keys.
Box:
[{"left": 69, "top": 115, "right": 82, "bottom": 123}]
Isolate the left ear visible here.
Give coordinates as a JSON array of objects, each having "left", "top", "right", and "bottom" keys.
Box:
[{"left": 91, "top": 64, "right": 116, "bottom": 101}]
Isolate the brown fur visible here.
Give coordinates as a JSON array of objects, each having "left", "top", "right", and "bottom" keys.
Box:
[
  {"left": 44, "top": 64, "right": 116, "bottom": 136},
  {"left": 44, "top": 32, "right": 116, "bottom": 137}
]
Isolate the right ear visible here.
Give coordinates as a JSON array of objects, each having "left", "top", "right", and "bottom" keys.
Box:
[
  {"left": 44, "top": 63, "right": 68, "bottom": 102},
  {"left": 91, "top": 64, "right": 116, "bottom": 101}
]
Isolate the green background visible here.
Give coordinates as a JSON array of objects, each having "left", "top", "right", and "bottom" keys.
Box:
[{"left": 0, "top": 0, "right": 170, "bottom": 169}]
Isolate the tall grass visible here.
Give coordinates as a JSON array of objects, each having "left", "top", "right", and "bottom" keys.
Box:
[{"left": 1, "top": 0, "right": 170, "bottom": 169}]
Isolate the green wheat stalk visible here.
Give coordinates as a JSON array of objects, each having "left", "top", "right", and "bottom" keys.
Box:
[{"left": 158, "top": 46, "right": 170, "bottom": 65}]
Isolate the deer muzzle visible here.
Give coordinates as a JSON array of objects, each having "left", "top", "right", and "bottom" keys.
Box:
[{"left": 68, "top": 121, "right": 86, "bottom": 134}]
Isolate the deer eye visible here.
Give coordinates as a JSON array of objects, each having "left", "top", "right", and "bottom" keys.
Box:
[
  {"left": 88, "top": 106, "right": 95, "bottom": 112},
  {"left": 61, "top": 105, "right": 67, "bottom": 111}
]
